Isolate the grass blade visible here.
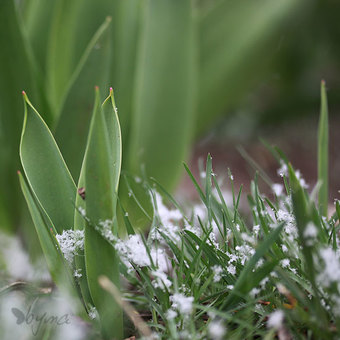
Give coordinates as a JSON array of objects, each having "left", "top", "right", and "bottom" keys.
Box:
[
  {"left": 318, "top": 80, "right": 329, "bottom": 217},
  {"left": 221, "top": 223, "right": 284, "bottom": 309}
]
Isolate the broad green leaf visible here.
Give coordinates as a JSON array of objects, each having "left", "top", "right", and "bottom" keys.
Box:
[
  {"left": 20, "top": 92, "right": 76, "bottom": 233},
  {"left": 46, "top": 1, "right": 80, "bottom": 114},
  {"left": 19, "top": 0, "right": 57, "bottom": 77},
  {"left": 84, "top": 88, "right": 122, "bottom": 338},
  {"left": 196, "top": 0, "right": 304, "bottom": 136},
  {"left": 55, "top": 17, "right": 112, "bottom": 181},
  {"left": 18, "top": 171, "right": 85, "bottom": 316},
  {"left": 111, "top": 0, "right": 142, "bottom": 142},
  {"left": 0, "top": 0, "right": 38, "bottom": 231},
  {"left": 128, "top": 0, "right": 197, "bottom": 191},
  {"left": 318, "top": 80, "right": 329, "bottom": 217},
  {"left": 73, "top": 87, "right": 122, "bottom": 308},
  {"left": 46, "top": 0, "right": 114, "bottom": 116}
]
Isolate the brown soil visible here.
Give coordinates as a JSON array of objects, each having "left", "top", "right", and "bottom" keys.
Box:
[{"left": 177, "top": 114, "right": 340, "bottom": 205}]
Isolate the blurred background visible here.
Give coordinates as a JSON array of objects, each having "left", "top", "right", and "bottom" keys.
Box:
[{"left": 0, "top": 0, "right": 340, "bottom": 265}]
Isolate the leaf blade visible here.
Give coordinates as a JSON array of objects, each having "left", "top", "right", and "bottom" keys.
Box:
[
  {"left": 83, "top": 88, "right": 123, "bottom": 338},
  {"left": 19, "top": 92, "right": 76, "bottom": 233},
  {"left": 318, "top": 80, "right": 329, "bottom": 217}
]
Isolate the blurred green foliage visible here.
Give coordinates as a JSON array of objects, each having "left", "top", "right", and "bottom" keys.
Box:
[{"left": 2, "top": 0, "right": 339, "bottom": 235}]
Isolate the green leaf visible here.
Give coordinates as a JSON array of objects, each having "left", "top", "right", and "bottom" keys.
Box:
[
  {"left": 111, "top": 0, "right": 142, "bottom": 141},
  {"left": 84, "top": 88, "right": 123, "bottom": 338},
  {"left": 196, "top": 0, "right": 304, "bottom": 136},
  {"left": 20, "top": 92, "right": 76, "bottom": 233},
  {"left": 102, "top": 88, "right": 122, "bottom": 192},
  {"left": 20, "top": 0, "right": 57, "bottom": 76},
  {"left": 0, "top": 0, "right": 40, "bottom": 231},
  {"left": 128, "top": 0, "right": 197, "bottom": 191},
  {"left": 46, "top": 1, "right": 80, "bottom": 114},
  {"left": 55, "top": 17, "right": 112, "bottom": 181},
  {"left": 18, "top": 171, "right": 85, "bottom": 315},
  {"left": 318, "top": 80, "right": 329, "bottom": 217},
  {"left": 118, "top": 173, "right": 154, "bottom": 234},
  {"left": 74, "top": 87, "right": 123, "bottom": 311},
  {"left": 74, "top": 160, "right": 93, "bottom": 309},
  {"left": 288, "top": 164, "right": 328, "bottom": 327}
]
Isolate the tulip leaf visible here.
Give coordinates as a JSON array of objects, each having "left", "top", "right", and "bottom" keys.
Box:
[
  {"left": 20, "top": 92, "right": 76, "bottom": 233},
  {"left": 83, "top": 88, "right": 122, "bottom": 338}
]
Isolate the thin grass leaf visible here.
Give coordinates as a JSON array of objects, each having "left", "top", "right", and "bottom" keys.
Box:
[
  {"left": 237, "top": 145, "right": 273, "bottom": 188},
  {"left": 221, "top": 223, "right": 284, "bottom": 310},
  {"left": 288, "top": 164, "right": 329, "bottom": 329},
  {"left": 318, "top": 80, "right": 329, "bottom": 217},
  {"left": 118, "top": 173, "right": 154, "bottom": 234},
  {"left": 184, "top": 230, "right": 220, "bottom": 266}
]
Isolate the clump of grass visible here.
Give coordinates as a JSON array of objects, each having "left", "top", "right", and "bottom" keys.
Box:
[{"left": 99, "top": 153, "right": 338, "bottom": 340}]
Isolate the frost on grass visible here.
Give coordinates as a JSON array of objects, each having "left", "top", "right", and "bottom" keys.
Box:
[
  {"left": 56, "top": 230, "right": 84, "bottom": 264},
  {"left": 115, "top": 234, "right": 150, "bottom": 267},
  {"left": 166, "top": 309, "right": 177, "bottom": 320},
  {"left": 170, "top": 293, "right": 194, "bottom": 315},
  {"left": 208, "top": 319, "right": 226, "bottom": 340},
  {"left": 98, "top": 219, "right": 115, "bottom": 242},
  {"left": 71, "top": 167, "right": 340, "bottom": 335},
  {"left": 277, "top": 161, "right": 288, "bottom": 178},
  {"left": 272, "top": 183, "right": 284, "bottom": 196},
  {"left": 155, "top": 193, "right": 182, "bottom": 226},
  {"left": 317, "top": 247, "right": 340, "bottom": 287},
  {"left": 88, "top": 306, "right": 97, "bottom": 320},
  {"left": 114, "top": 233, "right": 169, "bottom": 272},
  {"left": 304, "top": 222, "right": 318, "bottom": 246},
  {"left": 0, "top": 232, "right": 50, "bottom": 281},
  {"left": 267, "top": 310, "right": 284, "bottom": 329},
  {"left": 276, "top": 208, "right": 298, "bottom": 242},
  {"left": 151, "top": 268, "right": 172, "bottom": 291},
  {"left": 74, "top": 269, "right": 82, "bottom": 278},
  {"left": 149, "top": 193, "right": 182, "bottom": 244},
  {"left": 212, "top": 265, "right": 223, "bottom": 282}
]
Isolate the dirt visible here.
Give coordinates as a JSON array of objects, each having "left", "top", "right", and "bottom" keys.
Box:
[{"left": 177, "top": 114, "right": 340, "bottom": 205}]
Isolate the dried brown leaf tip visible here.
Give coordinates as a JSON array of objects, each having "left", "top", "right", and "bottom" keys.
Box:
[{"left": 78, "top": 187, "right": 85, "bottom": 200}]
